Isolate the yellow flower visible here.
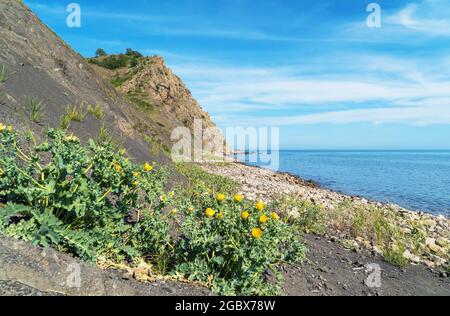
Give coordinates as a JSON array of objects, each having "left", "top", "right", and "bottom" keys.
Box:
[
  {"left": 144, "top": 162, "right": 153, "bottom": 172},
  {"left": 133, "top": 181, "right": 139, "bottom": 187},
  {"left": 65, "top": 134, "right": 79, "bottom": 142},
  {"left": 241, "top": 211, "right": 250, "bottom": 220},
  {"left": 233, "top": 194, "right": 244, "bottom": 203},
  {"left": 205, "top": 208, "right": 215, "bottom": 218},
  {"left": 160, "top": 194, "right": 167, "bottom": 202},
  {"left": 259, "top": 215, "right": 268, "bottom": 224},
  {"left": 188, "top": 207, "right": 194, "bottom": 213},
  {"left": 0, "top": 123, "right": 6, "bottom": 133},
  {"left": 271, "top": 212, "right": 280, "bottom": 221},
  {"left": 0, "top": 167, "right": 4, "bottom": 177},
  {"left": 114, "top": 163, "right": 122, "bottom": 172},
  {"left": 216, "top": 212, "right": 224, "bottom": 220},
  {"left": 7, "top": 126, "right": 13, "bottom": 133},
  {"left": 251, "top": 228, "right": 263, "bottom": 239},
  {"left": 216, "top": 193, "right": 226, "bottom": 203},
  {"left": 133, "top": 171, "right": 141, "bottom": 178},
  {"left": 169, "top": 191, "right": 175, "bottom": 198},
  {"left": 255, "top": 201, "right": 265, "bottom": 212},
  {"left": 171, "top": 208, "right": 178, "bottom": 215}
]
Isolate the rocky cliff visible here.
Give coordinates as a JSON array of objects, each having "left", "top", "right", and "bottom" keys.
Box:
[
  {"left": 0, "top": 0, "right": 227, "bottom": 166},
  {"left": 90, "top": 55, "right": 229, "bottom": 157}
]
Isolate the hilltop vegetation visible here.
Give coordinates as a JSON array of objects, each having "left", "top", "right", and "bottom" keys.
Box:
[
  {"left": 87, "top": 48, "right": 227, "bottom": 155},
  {"left": 87, "top": 48, "right": 143, "bottom": 70}
]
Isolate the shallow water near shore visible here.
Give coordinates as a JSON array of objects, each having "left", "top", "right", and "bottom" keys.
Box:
[{"left": 236, "top": 150, "right": 450, "bottom": 216}]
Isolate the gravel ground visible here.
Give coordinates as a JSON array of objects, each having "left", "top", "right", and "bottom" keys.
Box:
[
  {"left": 202, "top": 162, "right": 450, "bottom": 296},
  {"left": 285, "top": 235, "right": 450, "bottom": 296}
]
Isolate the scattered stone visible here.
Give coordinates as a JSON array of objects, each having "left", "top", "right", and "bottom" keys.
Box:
[
  {"left": 201, "top": 162, "right": 450, "bottom": 268},
  {"left": 373, "top": 246, "right": 383, "bottom": 255},
  {"left": 436, "top": 237, "right": 449, "bottom": 248},
  {"left": 427, "top": 243, "right": 445, "bottom": 256},
  {"left": 319, "top": 266, "right": 331, "bottom": 273},
  {"left": 403, "top": 250, "right": 421, "bottom": 264}
]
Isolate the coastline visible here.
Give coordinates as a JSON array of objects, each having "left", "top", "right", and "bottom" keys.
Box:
[{"left": 201, "top": 161, "right": 450, "bottom": 268}]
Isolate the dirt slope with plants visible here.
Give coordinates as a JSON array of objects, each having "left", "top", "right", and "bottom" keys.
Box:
[
  {"left": 0, "top": 0, "right": 176, "bottom": 167},
  {"left": 0, "top": 126, "right": 306, "bottom": 296}
]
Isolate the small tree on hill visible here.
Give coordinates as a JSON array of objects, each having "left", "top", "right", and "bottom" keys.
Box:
[
  {"left": 95, "top": 48, "right": 107, "bottom": 57},
  {"left": 125, "top": 48, "right": 143, "bottom": 58}
]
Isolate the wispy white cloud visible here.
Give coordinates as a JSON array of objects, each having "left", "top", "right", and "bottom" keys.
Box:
[
  {"left": 171, "top": 52, "right": 450, "bottom": 127},
  {"left": 386, "top": 0, "right": 450, "bottom": 37},
  {"left": 26, "top": 1, "right": 181, "bottom": 22},
  {"left": 226, "top": 105, "right": 450, "bottom": 127}
]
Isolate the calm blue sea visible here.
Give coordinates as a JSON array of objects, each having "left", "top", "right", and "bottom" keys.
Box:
[{"left": 237, "top": 151, "right": 450, "bottom": 216}]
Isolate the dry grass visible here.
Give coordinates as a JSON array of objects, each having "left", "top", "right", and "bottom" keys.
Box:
[
  {"left": 87, "top": 104, "right": 105, "bottom": 120},
  {"left": 275, "top": 196, "right": 449, "bottom": 268},
  {"left": 60, "top": 103, "right": 87, "bottom": 129}
]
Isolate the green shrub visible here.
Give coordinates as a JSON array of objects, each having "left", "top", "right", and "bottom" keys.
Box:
[
  {"left": 383, "top": 243, "right": 408, "bottom": 268},
  {"left": 173, "top": 190, "right": 306, "bottom": 295},
  {"left": 111, "top": 73, "right": 133, "bottom": 87},
  {"left": 127, "top": 96, "right": 154, "bottom": 112},
  {"left": 0, "top": 126, "right": 308, "bottom": 295},
  {"left": 89, "top": 55, "right": 128, "bottom": 70},
  {"left": 0, "top": 126, "right": 169, "bottom": 263},
  {"left": 125, "top": 48, "right": 143, "bottom": 58},
  {"left": 95, "top": 48, "right": 107, "bottom": 57}
]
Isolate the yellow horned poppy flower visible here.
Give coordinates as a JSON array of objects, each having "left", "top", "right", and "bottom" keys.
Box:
[
  {"left": 133, "top": 171, "right": 141, "bottom": 178},
  {"left": 251, "top": 228, "right": 263, "bottom": 239},
  {"left": 144, "top": 162, "right": 153, "bottom": 172},
  {"left": 65, "top": 134, "right": 79, "bottom": 142},
  {"left": 259, "top": 215, "right": 268, "bottom": 224},
  {"left": 114, "top": 163, "right": 122, "bottom": 172},
  {"left": 241, "top": 211, "right": 250, "bottom": 220},
  {"left": 7, "top": 126, "right": 13, "bottom": 133},
  {"left": 0, "top": 123, "right": 6, "bottom": 133},
  {"left": 188, "top": 207, "right": 194, "bottom": 213},
  {"left": 234, "top": 194, "right": 244, "bottom": 203},
  {"left": 255, "top": 201, "right": 265, "bottom": 212},
  {"left": 171, "top": 209, "right": 178, "bottom": 215},
  {"left": 216, "top": 212, "right": 224, "bottom": 220},
  {"left": 205, "top": 208, "right": 215, "bottom": 218},
  {"left": 216, "top": 193, "right": 226, "bottom": 202},
  {"left": 271, "top": 212, "right": 280, "bottom": 221}
]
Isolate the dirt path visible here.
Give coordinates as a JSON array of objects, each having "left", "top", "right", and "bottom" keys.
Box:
[{"left": 285, "top": 235, "right": 450, "bottom": 296}]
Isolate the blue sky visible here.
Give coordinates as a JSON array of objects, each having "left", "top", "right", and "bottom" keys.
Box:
[{"left": 24, "top": 0, "right": 450, "bottom": 149}]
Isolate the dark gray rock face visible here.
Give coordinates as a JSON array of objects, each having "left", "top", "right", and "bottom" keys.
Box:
[{"left": 0, "top": 236, "right": 211, "bottom": 296}]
